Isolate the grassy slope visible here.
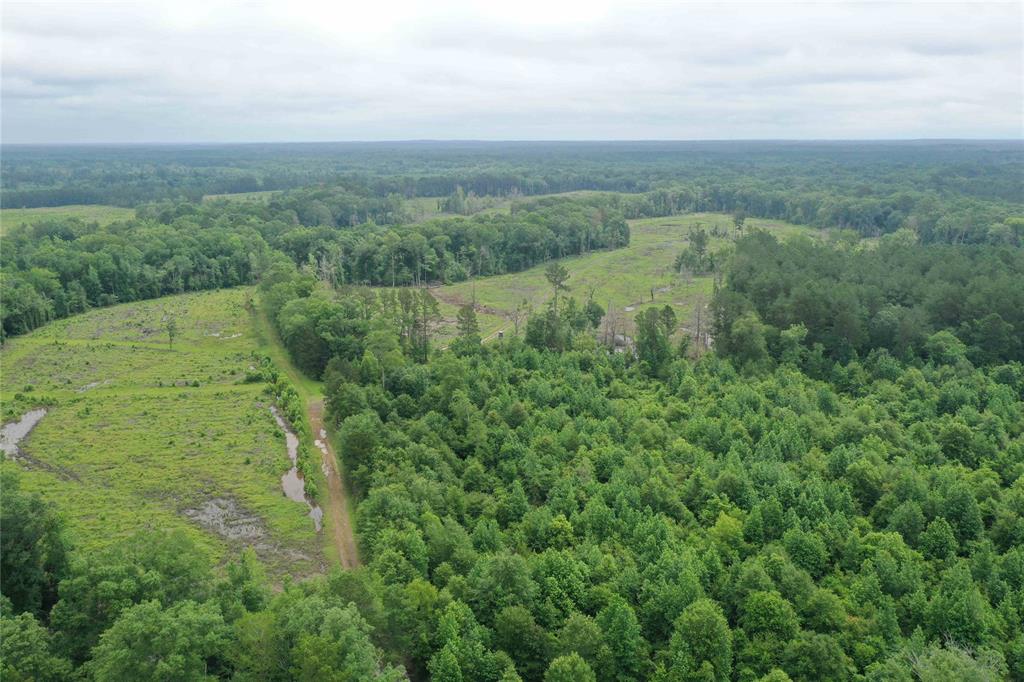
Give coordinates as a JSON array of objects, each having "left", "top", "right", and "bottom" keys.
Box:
[
  {"left": 0, "top": 288, "right": 326, "bottom": 575},
  {"left": 427, "top": 213, "right": 820, "bottom": 341},
  {"left": 0, "top": 205, "right": 135, "bottom": 235}
]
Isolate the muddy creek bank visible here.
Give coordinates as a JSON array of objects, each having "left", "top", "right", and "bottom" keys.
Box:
[
  {"left": 1, "top": 408, "right": 48, "bottom": 458},
  {"left": 269, "top": 406, "right": 323, "bottom": 531}
]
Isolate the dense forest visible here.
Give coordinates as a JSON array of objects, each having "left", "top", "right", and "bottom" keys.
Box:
[
  {"left": 2, "top": 142, "right": 1021, "bottom": 340},
  {"left": 4, "top": 146, "right": 1022, "bottom": 342},
  {"left": 7, "top": 233, "right": 1023, "bottom": 679},
  {"left": 2, "top": 142, "right": 1024, "bottom": 681},
  {"left": 4, "top": 143, "right": 1021, "bottom": 242},
  {"left": 713, "top": 231, "right": 1024, "bottom": 365}
]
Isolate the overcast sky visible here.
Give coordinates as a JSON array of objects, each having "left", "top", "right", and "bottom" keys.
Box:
[{"left": 2, "top": 1, "right": 1021, "bottom": 143}]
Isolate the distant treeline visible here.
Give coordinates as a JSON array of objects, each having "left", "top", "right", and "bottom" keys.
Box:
[
  {"left": 595, "top": 186, "right": 1022, "bottom": 245},
  {"left": 0, "top": 219, "right": 271, "bottom": 338},
  {"left": 145, "top": 191, "right": 630, "bottom": 286},
  {"left": 4, "top": 143, "right": 1021, "bottom": 229},
  {"left": 0, "top": 195, "right": 628, "bottom": 340}
]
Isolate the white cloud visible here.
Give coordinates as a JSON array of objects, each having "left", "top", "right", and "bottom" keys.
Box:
[{"left": 2, "top": 0, "right": 1021, "bottom": 142}]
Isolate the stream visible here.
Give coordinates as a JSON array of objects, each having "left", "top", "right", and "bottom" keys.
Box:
[
  {"left": 270, "top": 406, "right": 323, "bottom": 531},
  {"left": 1, "top": 408, "right": 48, "bottom": 458}
]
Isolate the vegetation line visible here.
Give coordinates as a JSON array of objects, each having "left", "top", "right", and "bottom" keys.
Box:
[{"left": 251, "top": 300, "right": 360, "bottom": 569}]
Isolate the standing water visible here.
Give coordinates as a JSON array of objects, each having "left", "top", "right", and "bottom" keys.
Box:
[
  {"left": 270, "top": 406, "right": 323, "bottom": 531},
  {"left": 1, "top": 408, "right": 48, "bottom": 458}
]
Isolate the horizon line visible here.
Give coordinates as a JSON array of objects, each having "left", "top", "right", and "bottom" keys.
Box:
[{"left": 3, "top": 137, "right": 1024, "bottom": 148}]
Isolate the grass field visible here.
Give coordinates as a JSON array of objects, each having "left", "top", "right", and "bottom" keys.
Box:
[
  {"left": 0, "top": 205, "right": 135, "bottom": 234},
  {"left": 427, "top": 213, "right": 821, "bottom": 342},
  {"left": 0, "top": 288, "right": 329, "bottom": 576},
  {"left": 202, "top": 190, "right": 281, "bottom": 203}
]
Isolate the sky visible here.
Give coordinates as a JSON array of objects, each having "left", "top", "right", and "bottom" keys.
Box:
[{"left": 2, "top": 1, "right": 1022, "bottom": 143}]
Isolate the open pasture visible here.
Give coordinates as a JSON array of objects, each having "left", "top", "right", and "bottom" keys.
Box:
[{"left": 0, "top": 288, "right": 327, "bottom": 575}]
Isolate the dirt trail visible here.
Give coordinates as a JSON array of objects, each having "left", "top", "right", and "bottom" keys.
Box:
[
  {"left": 308, "top": 399, "right": 360, "bottom": 569},
  {"left": 251, "top": 302, "right": 359, "bottom": 569}
]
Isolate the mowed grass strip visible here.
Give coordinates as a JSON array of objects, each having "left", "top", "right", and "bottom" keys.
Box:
[{"left": 0, "top": 288, "right": 324, "bottom": 575}]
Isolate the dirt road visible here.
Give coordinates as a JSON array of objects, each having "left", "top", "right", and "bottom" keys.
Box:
[
  {"left": 252, "top": 302, "right": 360, "bottom": 569},
  {"left": 308, "top": 399, "right": 360, "bottom": 569}
]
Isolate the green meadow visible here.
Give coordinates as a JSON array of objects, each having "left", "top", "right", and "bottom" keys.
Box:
[
  {"left": 427, "top": 213, "right": 821, "bottom": 341},
  {"left": 0, "top": 205, "right": 135, "bottom": 234},
  {"left": 0, "top": 288, "right": 327, "bottom": 576}
]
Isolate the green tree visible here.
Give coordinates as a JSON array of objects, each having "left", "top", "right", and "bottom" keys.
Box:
[
  {"left": 938, "top": 420, "right": 979, "bottom": 467},
  {"left": 635, "top": 306, "right": 676, "bottom": 376},
  {"left": 782, "top": 632, "right": 853, "bottom": 681},
  {"left": 430, "top": 600, "right": 512, "bottom": 681},
  {"left": 338, "top": 411, "right": 383, "bottom": 473},
  {"left": 50, "top": 530, "right": 211, "bottom": 663},
  {"left": 782, "top": 529, "right": 828, "bottom": 578},
  {"left": 545, "top": 262, "right": 570, "bottom": 311},
  {"left": 942, "top": 482, "right": 984, "bottom": 544},
  {"left": 545, "top": 653, "right": 596, "bottom": 682},
  {"left": 656, "top": 598, "right": 732, "bottom": 682},
  {"left": 455, "top": 303, "right": 482, "bottom": 352},
  {"left": 555, "top": 612, "right": 603, "bottom": 669},
  {"left": 757, "top": 671, "right": 793, "bottom": 682},
  {"left": 430, "top": 646, "right": 464, "bottom": 682},
  {"left": 0, "top": 612, "right": 73, "bottom": 682},
  {"left": 921, "top": 517, "right": 958, "bottom": 560},
  {"left": 165, "top": 314, "right": 178, "bottom": 350},
  {"left": 925, "top": 330, "right": 968, "bottom": 366},
  {"left": 467, "top": 553, "right": 538, "bottom": 623},
  {"left": 0, "top": 470, "right": 68, "bottom": 617},
  {"left": 888, "top": 501, "right": 926, "bottom": 546},
  {"left": 740, "top": 591, "right": 798, "bottom": 643},
  {"left": 729, "top": 312, "right": 769, "bottom": 369},
  {"left": 494, "top": 605, "right": 553, "bottom": 681},
  {"left": 525, "top": 301, "right": 571, "bottom": 352},
  {"left": 214, "top": 549, "right": 270, "bottom": 623},
  {"left": 596, "top": 597, "right": 648, "bottom": 681},
  {"left": 690, "top": 227, "right": 709, "bottom": 263},
  {"left": 585, "top": 299, "right": 605, "bottom": 329},
  {"left": 926, "top": 564, "right": 997, "bottom": 647},
  {"left": 87, "top": 600, "right": 228, "bottom": 682},
  {"left": 413, "top": 288, "right": 441, "bottom": 361},
  {"left": 733, "top": 210, "right": 747, "bottom": 233},
  {"left": 290, "top": 604, "right": 406, "bottom": 681}
]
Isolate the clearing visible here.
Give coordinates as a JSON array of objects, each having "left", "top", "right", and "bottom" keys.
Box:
[
  {"left": 426, "top": 212, "right": 821, "bottom": 342},
  {"left": 0, "top": 288, "right": 337, "bottom": 576}
]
